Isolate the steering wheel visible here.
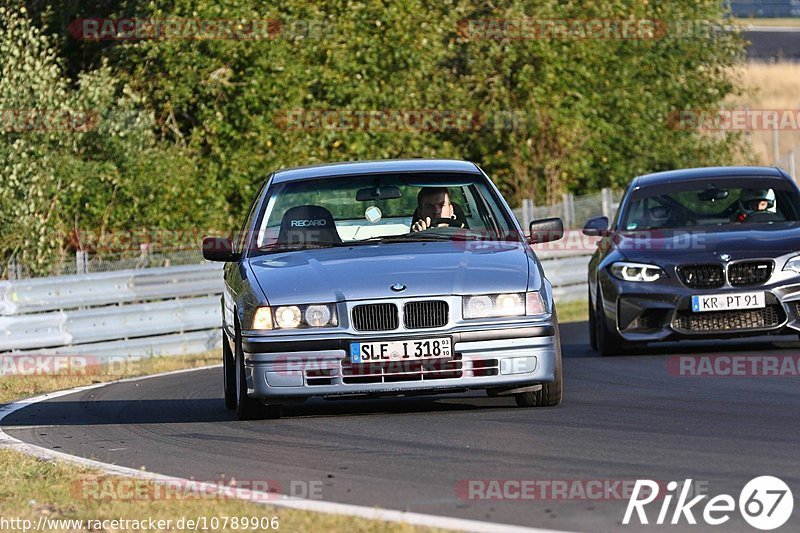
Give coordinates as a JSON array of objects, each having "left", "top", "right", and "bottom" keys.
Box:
[
  {"left": 742, "top": 210, "right": 784, "bottom": 223},
  {"left": 428, "top": 217, "right": 464, "bottom": 228}
]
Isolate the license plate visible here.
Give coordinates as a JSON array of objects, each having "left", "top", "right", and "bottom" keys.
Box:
[
  {"left": 349, "top": 337, "right": 452, "bottom": 363},
  {"left": 691, "top": 292, "right": 766, "bottom": 313}
]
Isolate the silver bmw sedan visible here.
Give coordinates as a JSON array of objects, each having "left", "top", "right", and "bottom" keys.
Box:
[{"left": 203, "top": 159, "right": 564, "bottom": 419}]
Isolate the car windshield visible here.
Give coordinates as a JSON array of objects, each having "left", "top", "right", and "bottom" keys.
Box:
[
  {"left": 619, "top": 178, "right": 800, "bottom": 231},
  {"left": 250, "top": 172, "right": 520, "bottom": 253}
]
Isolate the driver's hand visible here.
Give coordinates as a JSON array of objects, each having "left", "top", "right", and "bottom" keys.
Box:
[{"left": 411, "top": 217, "right": 431, "bottom": 232}]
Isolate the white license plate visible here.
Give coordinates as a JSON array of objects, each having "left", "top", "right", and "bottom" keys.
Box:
[
  {"left": 691, "top": 292, "right": 766, "bottom": 313},
  {"left": 350, "top": 337, "right": 452, "bottom": 363}
]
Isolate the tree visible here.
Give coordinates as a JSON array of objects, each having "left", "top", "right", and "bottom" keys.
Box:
[{"left": 0, "top": 6, "right": 224, "bottom": 275}]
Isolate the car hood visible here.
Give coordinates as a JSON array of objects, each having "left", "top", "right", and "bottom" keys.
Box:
[
  {"left": 248, "top": 242, "right": 530, "bottom": 305},
  {"left": 612, "top": 224, "right": 800, "bottom": 264}
]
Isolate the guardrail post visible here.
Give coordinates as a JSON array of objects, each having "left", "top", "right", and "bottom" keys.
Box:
[
  {"left": 562, "top": 193, "right": 575, "bottom": 228},
  {"left": 76, "top": 250, "right": 88, "bottom": 275},
  {"left": 601, "top": 187, "right": 613, "bottom": 219},
  {"left": 8, "top": 255, "right": 21, "bottom": 280},
  {"left": 139, "top": 243, "right": 152, "bottom": 268},
  {"left": 521, "top": 198, "right": 534, "bottom": 227}
]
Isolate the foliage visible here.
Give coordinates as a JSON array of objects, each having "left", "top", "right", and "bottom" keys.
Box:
[
  {"left": 0, "top": 6, "right": 225, "bottom": 273},
  {"left": 3, "top": 1, "right": 748, "bottom": 272}
]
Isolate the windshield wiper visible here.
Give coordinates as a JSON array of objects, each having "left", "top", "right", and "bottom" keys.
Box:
[
  {"left": 259, "top": 242, "right": 345, "bottom": 253},
  {"left": 350, "top": 233, "right": 456, "bottom": 245}
]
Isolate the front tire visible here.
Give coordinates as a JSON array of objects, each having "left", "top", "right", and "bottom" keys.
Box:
[
  {"left": 515, "top": 308, "right": 563, "bottom": 407},
  {"left": 223, "top": 331, "right": 236, "bottom": 410},
  {"left": 595, "top": 289, "right": 625, "bottom": 356},
  {"left": 235, "top": 326, "right": 281, "bottom": 420},
  {"left": 588, "top": 286, "right": 598, "bottom": 350}
]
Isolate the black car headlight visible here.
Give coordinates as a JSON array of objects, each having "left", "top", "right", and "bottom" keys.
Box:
[
  {"left": 609, "top": 262, "right": 666, "bottom": 282},
  {"left": 463, "top": 291, "right": 546, "bottom": 319},
  {"left": 249, "top": 304, "right": 338, "bottom": 330},
  {"left": 784, "top": 255, "right": 800, "bottom": 275}
]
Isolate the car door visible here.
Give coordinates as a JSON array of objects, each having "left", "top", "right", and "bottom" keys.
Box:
[{"left": 223, "top": 176, "right": 271, "bottom": 336}]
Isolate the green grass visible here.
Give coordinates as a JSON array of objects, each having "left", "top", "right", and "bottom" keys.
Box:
[
  {"left": 557, "top": 300, "right": 589, "bottom": 323},
  {"left": 733, "top": 18, "right": 800, "bottom": 27},
  {"left": 0, "top": 449, "right": 435, "bottom": 532}
]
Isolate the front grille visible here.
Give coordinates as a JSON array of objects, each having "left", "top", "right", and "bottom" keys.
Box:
[
  {"left": 351, "top": 303, "right": 398, "bottom": 332},
  {"left": 404, "top": 300, "right": 449, "bottom": 329},
  {"left": 673, "top": 305, "right": 784, "bottom": 332},
  {"left": 341, "top": 354, "right": 465, "bottom": 384},
  {"left": 305, "top": 367, "right": 338, "bottom": 386},
  {"left": 677, "top": 264, "right": 724, "bottom": 289},
  {"left": 728, "top": 261, "right": 773, "bottom": 286},
  {"left": 795, "top": 302, "right": 800, "bottom": 319}
]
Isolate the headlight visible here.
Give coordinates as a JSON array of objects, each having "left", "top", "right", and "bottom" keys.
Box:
[
  {"left": 463, "top": 292, "right": 545, "bottom": 319},
  {"left": 275, "top": 306, "right": 302, "bottom": 328},
  {"left": 252, "top": 307, "right": 273, "bottom": 330},
  {"left": 304, "top": 305, "right": 332, "bottom": 327},
  {"left": 249, "top": 304, "right": 337, "bottom": 330},
  {"left": 784, "top": 255, "right": 800, "bottom": 274},
  {"left": 609, "top": 262, "right": 666, "bottom": 282}
]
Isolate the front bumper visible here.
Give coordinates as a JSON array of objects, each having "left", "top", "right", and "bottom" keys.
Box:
[
  {"left": 240, "top": 324, "right": 557, "bottom": 400},
  {"left": 599, "top": 275, "right": 800, "bottom": 342}
]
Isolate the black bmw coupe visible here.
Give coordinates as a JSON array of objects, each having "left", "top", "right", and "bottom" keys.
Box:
[{"left": 585, "top": 166, "right": 800, "bottom": 355}]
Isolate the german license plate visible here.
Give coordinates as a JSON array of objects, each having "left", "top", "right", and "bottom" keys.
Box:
[
  {"left": 350, "top": 337, "right": 452, "bottom": 363},
  {"left": 691, "top": 292, "right": 765, "bottom": 313}
]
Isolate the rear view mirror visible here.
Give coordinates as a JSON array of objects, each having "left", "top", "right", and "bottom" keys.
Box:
[
  {"left": 528, "top": 218, "right": 564, "bottom": 244},
  {"left": 356, "top": 186, "right": 402, "bottom": 201},
  {"left": 583, "top": 216, "right": 609, "bottom": 236},
  {"left": 203, "top": 237, "right": 241, "bottom": 262},
  {"left": 697, "top": 186, "right": 729, "bottom": 202}
]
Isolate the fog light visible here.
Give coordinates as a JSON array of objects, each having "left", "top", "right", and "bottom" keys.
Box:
[{"left": 500, "top": 357, "right": 537, "bottom": 375}]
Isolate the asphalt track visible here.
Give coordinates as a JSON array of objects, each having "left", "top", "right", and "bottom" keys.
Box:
[{"left": 3, "top": 322, "right": 800, "bottom": 532}]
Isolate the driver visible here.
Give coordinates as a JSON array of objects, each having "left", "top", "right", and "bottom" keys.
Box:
[
  {"left": 411, "top": 187, "right": 460, "bottom": 232},
  {"left": 734, "top": 188, "right": 773, "bottom": 222}
]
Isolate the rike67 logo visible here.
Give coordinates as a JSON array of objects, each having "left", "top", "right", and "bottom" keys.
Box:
[{"left": 623, "top": 476, "right": 793, "bottom": 530}]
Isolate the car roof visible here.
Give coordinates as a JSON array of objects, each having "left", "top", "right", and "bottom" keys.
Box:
[
  {"left": 632, "top": 166, "right": 788, "bottom": 188},
  {"left": 271, "top": 159, "right": 481, "bottom": 183}
]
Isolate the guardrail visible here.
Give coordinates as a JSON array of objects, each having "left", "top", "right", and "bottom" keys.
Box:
[
  {"left": 0, "top": 263, "right": 224, "bottom": 361},
  {"left": 0, "top": 255, "right": 591, "bottom": 362}
]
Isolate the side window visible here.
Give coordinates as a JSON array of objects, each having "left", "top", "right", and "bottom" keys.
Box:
[
  {"left": 623, "top": 199, "right": 645, "bottom": 230},
  {"left": 236, "top": 178, "right": 269, "bottom": 254}
]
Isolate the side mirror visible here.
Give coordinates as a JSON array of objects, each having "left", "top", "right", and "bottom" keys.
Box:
[
  {"left": 203, "top": 237, "right": 241, "bottom": 262},
  {"left": 528, "top": 217, "right": 564, "bottom": 244},
  {"left": 583, "top": 216, "right": 609, "bottom": 236}
]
